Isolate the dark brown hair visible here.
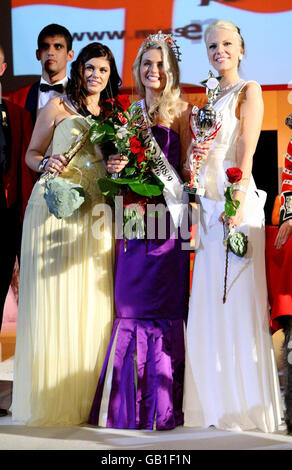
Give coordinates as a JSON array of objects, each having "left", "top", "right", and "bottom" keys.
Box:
[
  {"left": 66, "top": 42, "right": 121, "bottom": 114},
  {"left": 37, "top": 24, "right": 73, "bottom": 51}
]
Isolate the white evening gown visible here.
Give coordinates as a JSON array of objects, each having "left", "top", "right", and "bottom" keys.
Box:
[{"left": 183, "top": 81, "right": 283, "bottom": 432}]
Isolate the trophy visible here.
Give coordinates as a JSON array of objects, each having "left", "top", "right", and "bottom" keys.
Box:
[{"left": 184, "top": 71, "right": 223, "bottom": 196}]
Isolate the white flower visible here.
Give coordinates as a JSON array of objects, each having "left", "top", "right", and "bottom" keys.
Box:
[{"left": 116, "top": 126, "right": 128, "bottom": 139}]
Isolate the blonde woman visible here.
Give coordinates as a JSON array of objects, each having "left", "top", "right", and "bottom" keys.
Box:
[
  {"left": 183, "top": 20, "right": 283, "bottom": 432},
  {"left": 88, "top": 32, "right": 208, "bottom": 430}
]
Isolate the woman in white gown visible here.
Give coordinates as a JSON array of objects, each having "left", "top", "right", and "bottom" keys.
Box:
[
  {"left": 11, "top": 43, "right": 121, "bottom": 425},
  {"left": 183, "top": 20, "right": 283, "bottom": 432}
]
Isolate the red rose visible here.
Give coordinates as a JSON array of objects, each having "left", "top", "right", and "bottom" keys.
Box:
[
  {"left": 130, "top": 136, "right": 142, "bottom": 154},
  {"left": 117, "top": 112, "right": 128, "bottom": 125},
  {"left": 116, "top": 94, "right": 131, "bottom": 111},
  {"left": 137, "top": 147, "right": 147, "bottom": 164},
  {"left": 226, "top": 167, "right": 242, "bottom": 184},
  {"left": 123, "top": 190, "right": 148, "bottom": 215}
]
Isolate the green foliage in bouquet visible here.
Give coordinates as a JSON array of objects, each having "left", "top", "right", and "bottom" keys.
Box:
[{"left": 88, "top": 96, "right": 164, "bottom": 200}]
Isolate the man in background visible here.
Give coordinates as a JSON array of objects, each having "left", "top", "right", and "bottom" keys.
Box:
[
  {"left": 0, "top": 46, "right": 34, "bottom": 397},
  {"left": 10, "top": 23, "right": 74, "bottom": 123},
  {"left": 267, "top": 114, "right": 292, "bottom": 434}
]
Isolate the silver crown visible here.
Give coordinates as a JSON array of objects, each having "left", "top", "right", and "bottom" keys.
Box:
[{"left": 142, "top": 30, "right": 181, "bottom": 62}]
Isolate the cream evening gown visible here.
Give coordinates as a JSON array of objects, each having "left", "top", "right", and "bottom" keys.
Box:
[
  {"left": 183, "top": 81, "right": 283, "bottom": 432},
  {"left": 12, "top": 114, "right": 114, "bottom": 425}
]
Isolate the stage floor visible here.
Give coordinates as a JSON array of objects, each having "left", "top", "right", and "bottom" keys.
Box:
[
  {"left": 1, "top": 357, "right": 292, "bottom": 451},
  {"left": 1, "top": 287, "right": 292, "bottom": 451}
]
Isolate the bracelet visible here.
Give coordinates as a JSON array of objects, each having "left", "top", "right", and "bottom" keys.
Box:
[
  {"left": 38, "top": 156, "right": 50, "bottom": 172},
  {"left": 233, "top": 184, "right": 247, "bottom": 193}
]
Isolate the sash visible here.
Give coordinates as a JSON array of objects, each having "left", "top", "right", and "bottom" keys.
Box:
[{"left": 133, "top": 99, "right": 187, "bottom": 228}]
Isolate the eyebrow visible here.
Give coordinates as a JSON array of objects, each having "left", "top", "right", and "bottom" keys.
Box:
[
  {"left": 142, "top": 59, "right": 163, "bottom": 63},
  {"left": 39, "top": 42, "right": 65, "bottom": 48}
]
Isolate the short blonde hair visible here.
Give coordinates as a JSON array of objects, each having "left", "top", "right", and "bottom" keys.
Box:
[
  {"left": 132, "top": 39, "right": 182, "bottom": 126},
  {"left": 204, "top": 20, "right": 245, "bottom": 55}
]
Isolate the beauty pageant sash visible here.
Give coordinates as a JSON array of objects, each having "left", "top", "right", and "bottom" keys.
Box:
[{"left": 132, "top": 99, "right": 187, "bottom": 228}]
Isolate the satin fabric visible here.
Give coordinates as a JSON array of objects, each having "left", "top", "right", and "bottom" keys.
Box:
[
  {"left": 88, "top": 125, "right": 190, "bottom": 430},
  {"left": 12, "top": 116, "right": 115, "bottom": 425},
  {"left": 183, "top": 82, "right": 283, "bottom": 432}
]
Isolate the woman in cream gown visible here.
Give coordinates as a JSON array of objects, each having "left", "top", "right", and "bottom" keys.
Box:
[
  {"left": 183, "top": 21, "right": 283, "bottom": 432},
  {"left": 12, "top": 43, "right": 121, "bottom": 425}
]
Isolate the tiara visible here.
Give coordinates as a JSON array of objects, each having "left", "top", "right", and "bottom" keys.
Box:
[{"left": 142, "top": 30, "right": 182, "bottom": 62}]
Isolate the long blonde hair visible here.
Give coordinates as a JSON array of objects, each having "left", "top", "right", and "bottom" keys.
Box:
[{"left": 132, "top": 40, "right": 182, "bottom": 126}]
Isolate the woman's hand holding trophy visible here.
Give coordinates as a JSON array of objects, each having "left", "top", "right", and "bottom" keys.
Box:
[{"left": 184, "top": 71, "right": 222, "bottom": 196}]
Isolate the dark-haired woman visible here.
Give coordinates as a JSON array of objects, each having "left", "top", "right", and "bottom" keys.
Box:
[{"left": 12, "top": 43, "right": 120, "bottom": 426}]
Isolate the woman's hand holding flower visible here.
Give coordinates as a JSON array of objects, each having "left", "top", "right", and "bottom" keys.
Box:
[
  {"left": 107, "top": 154, "right": 129, "bottom": 174},
  {"left": 221, "top": 204, "right": 244, "bottom": 228}
]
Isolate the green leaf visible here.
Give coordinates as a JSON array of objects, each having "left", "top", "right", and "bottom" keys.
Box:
[
  {"left": 97, "top": 177, "right": 121, "bottom": 197},
  {"left": 224, "top": 187, "right": 233, "bottom": 202},
  {"left": 128, "top": 182, "right": 163, "bottom": 197},
  {"left": 151, "top": 174, "right": 165, "bottom": 191},
  {"left": 225, "top": 201, "right": 237, "bottom": 217},
  {"left": 110, "top": 177, "right": 140, "bottom": 185},
  {"left": 90, "top": 123, "right": 115, "bottom": 143},
  {"left": 234, "top": 199, "right": 240, "bottom": 209},
  {"left": 100, "top": 123, "right": 115, "bottom": 139},
  {"left": 89, "top": 127, "right": 106, "bottom": 143},
  {"left": 124, "top": 167, "right": 136, "bottom": 176}
]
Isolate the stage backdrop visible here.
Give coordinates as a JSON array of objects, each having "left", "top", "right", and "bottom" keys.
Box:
[{"left": 11, "top": 0, "right": 292, "bottom": 88}]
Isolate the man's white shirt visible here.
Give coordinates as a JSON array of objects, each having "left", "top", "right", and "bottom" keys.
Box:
[{"left": 37, "top": 76, "right": 69, "bottom": 115}]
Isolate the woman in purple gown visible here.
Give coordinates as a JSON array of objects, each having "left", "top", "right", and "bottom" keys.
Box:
[{"left": 88, "top": 32, "right": 206, "bottom": 430}]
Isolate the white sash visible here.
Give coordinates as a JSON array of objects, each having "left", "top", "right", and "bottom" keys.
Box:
[{"left": 132, "top": 99, "right": 187, "bottom": 228}]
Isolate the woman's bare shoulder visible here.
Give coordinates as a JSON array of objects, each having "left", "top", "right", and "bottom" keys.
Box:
[
  {"left": 239, "top": 81, "right": 262, "bottom": 101},
  {"left": 37, "top": 97, "right": 73, "bottom": 126}
]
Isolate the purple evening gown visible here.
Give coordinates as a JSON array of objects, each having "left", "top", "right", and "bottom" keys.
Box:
[{"left": 88, "top": 125, "right": 190, "bottom": 430}]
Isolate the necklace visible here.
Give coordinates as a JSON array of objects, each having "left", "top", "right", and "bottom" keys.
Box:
[{"left": 220, "top": 79, "right": 244, "bottom": 93}]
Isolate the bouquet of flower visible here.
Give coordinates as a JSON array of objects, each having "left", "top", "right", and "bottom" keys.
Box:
[
  {"left": 42, "top": 130, "right": 90, "bottom": 218},
  {"left": 88, "top": 95, "right": 164, "bottom": 243},
  {"left": 223, "top": 167, "right": 248, "bottom": 303}
]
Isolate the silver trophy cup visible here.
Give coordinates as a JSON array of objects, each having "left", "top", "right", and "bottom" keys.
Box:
[{"left": 184, "top": 71, "right": 222, "bottom": 196}]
